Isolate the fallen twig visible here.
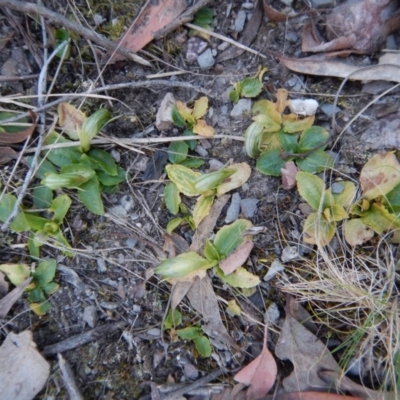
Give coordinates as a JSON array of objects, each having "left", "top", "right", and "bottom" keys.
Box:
[
  {"left": 42, "top": 321, "right": 127, "bottom": 356},
  {"left": 57, "top": 354, "right": 84, "bottom": 400},
  {"left": 0, "top": 0, "right": 150, "bottom": 66}
]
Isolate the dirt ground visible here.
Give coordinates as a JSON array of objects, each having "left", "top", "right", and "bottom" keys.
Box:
[{"left": 1, "top": 0, "right": 400, "bottom": 399}]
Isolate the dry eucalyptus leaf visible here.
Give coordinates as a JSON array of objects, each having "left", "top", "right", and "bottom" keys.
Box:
[
  {"left": 234, "top": 325, "right": 277, "bottom": 399},
  {"left": 219, "top": 241, "right": 254, "bottom": 275},
  {"left": 57, "top": 102, "right": 86, "bottom": 139},
  {"left": 0, "top": 331, "right": 50, "bottom": 400},
  {"left": 0, "top": 277, "right": 32, "bottom": 318}
]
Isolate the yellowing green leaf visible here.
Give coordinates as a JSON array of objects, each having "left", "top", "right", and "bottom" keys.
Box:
[
  {"left": 164, "top": 309, "right": 182, "bottom": 329},
  {"left": 332, "top": 181, "right": 357, "bottom": 208},
  {"left": 0, "top": 263, "right": 30, "bottom": 286},
  {"left": 41, "top": 173, "right": 88, "bottom": 190},
  {"left": 252, "top": 99, "right": 282, "bottom": 125},
  {"left": 166, "top": 217, "right": 184, "bottom": 234},
  {"left": 296, "top": 172, "right": 334, "bottom": 210},
  {"left": 176, "top": 101, "right": 195, "bottom": 125},
  {"left": 166, "top": 164, "right": 201, "bottom": 196},
  {"left": 344, "top": 218, "right": 375, "bottom": 246},
  {"left": 192, "top": 96, "right": 209, "bottom": 119},
  {"left": 49, "top": 195, "right": 71, "bottom": 224},
  {"left": 192, "top": 119, "right": 215, "bottom": 137},
  {"left": 79, "top": 108, "right": 111, "bottom": 152},
  {"left": 252, "top": 114, "right": 281, "bottom": 133},
  {"left": 57, "top": 102, "right": 86, "bottom": 140},
  {"left": 204, "top": 239, "right": 220, "bottom": 261},
  {"left": 323, "top": 204, "right": 347, "bottom": 222},
  {"left": 302, "top": 212, "right": 336, "bottom": 246},
  {"left": 361, "top": 153, "right": 400, "bottom": 200},
  {"left": 361, "top": 203, "right": 400, "bottom": 234},
  {"left": 244, "top": 121, "right": 264, "bottom": 158},
  {"left": 213, "top": 219, "right": 252, "bottom": 258},
  {"left": 216, "top": 163, "right": 252, "bottom": 196},
  {"left": 282, "top": 114, "right": 314, "bottom": 133},
  {"left": 193, "top": 195, "right": 214, "bottom": 227},
  {"left": 215, "top": 266, "right": 260, "bottom": 288},
  {"left": 154, "top": 252, "right": 217, "bottom": 280},
  {"left": 227, "top": 299, "right": 241, "bottom": 316}
]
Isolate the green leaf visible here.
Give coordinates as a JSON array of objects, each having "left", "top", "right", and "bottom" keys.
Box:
[
  {"left": 252, "top": 114, "right": 281, "bottom": 133},
  {"left": 192, "top": 97, "right": 209, "bottom": 120},
  {"left": 32, "top": 186, "right": 53, "bottom": 209},
  {"left": 361, "top": 203, "right": 400, "bottom": 235},
  {"left": 166, "top": 217, "right": 184, "bottom": 234},
  {"left": 194, "top": 168, "right": 234, "bottom": 193},
  {"left": 229, "top": 89, "right": 240, "bottom": 103},
  {"left": 296, "top": 171, "right": 333, "bottom": 210},
  {"left": 180, "top": 157, "right": 204, "bottom": 168},
  {"left": 0, "top": 263, "right": 30, "bottom": 286},
  {"left": 52, "top": 230, "right": 74, "bottom": 256},
  {"left": 28, "top": 233, "right": 41, "bottom": 259},
  {"left": 43, "top": 221, "right": 59, "bottom": 235},
  {"left": 252, "top": 99, "right": 282, "bottom": 124},
  {"left": 0, "top": 193, "right": 16, "bottom": 222},
  {"left": 193, "top": 335, "right": 212, "bottom": 357},
  {"left": 42, "top": 282, "right": 59, "bottom": 295},
  {"left": 240, "top": 78, "right": 263, "bottom": 98},
  {"left": 43, "top": 132, "right": 81, "bottom": 167},
  {"left": 215, "top": 266, "right": 260, "bottom": 288},
  {"left": 0, "top": 112, "right": 27, "bottom": 132},
  {"left": 303, "top": 212, "right": 336, "bottom": 246},
  {"left": 168, "top": 141, "right": 189, "bottom": 164},
  {"left": 176, "top": 326, "right": 202, "bottom": 340},
  {"left": 256, "top": 149, "right": 285, "bottom": 176},
  {"left": 164, "top": 309, "right": 182, "bottom": 330},
  {"left": 323, "top": 204, "right": 348, "bottom": 222},
  {"left": 10, "top": 212, "right": 30, "bottom": 232},
  {"left": 60, "top": 163, "right": 96, "bottom": 179},
  {"left": 213, "top": 219, "right": 252, "bottom": 258},
  {"left": 193, "top": 7, "right": 214, "bottom": 25},
  {"left": 183, "top": 129, "right": 197, "bottom": 150},
  {"left": 79, "top": 108, "right": 111, "bottom": 152},
  {"left": 24, "top": 213, "right": 48, "bottom": 231},
  {"left": 154, "top": 252, "right": 217, "bottom": 280},
  {"left": 49, "top": 194, "right": 71, "bottom": 223},
  {"left": 332, "top": 181, "right": 357, "bottom": 208},
  {"left": 216, "top": 163, "right": 252, "bottom": 196},
  {"left": 28, "top": 287, "right": 47, "bottom": 303},
  {"left": 164, "top": 182, "right": 181, "bottom": 215},
  {"left": 282, "top": 115, "right": 314, "bottom": 133},
  {"left": 204, "top": 239, "right": 220, "bottom": 261},
  {"left": 33, "top": 259, "right": 57, "bottom": 287},
  {"left": 298, "top": 126, "right": 329, "bottom": 151},
  {"left": 296, "top": 150, "right": 334, "bottom": 173},
  {"left": 166, "top": 164, "right": 201, "bottom": 196},
  {"left": 55, "top": 29, "right": 71, "bottom": 58},
  {"left": 193, "top": 195, "right": 214, "bottom": 227},
  {"left": 87, "top": 148, "right": 118, "bottom": 175},
  {"left": 97, "top": 166, "right": 128, "bottom": 186},
  {"left": 26, "top": 156, "right": 58, "bottom": 180},
  {"left": 384, "top": 182, "right": 400, "bottom": 213},
  {"left": 78, "top": 176, "right": 104, "bottom": 215},
  {"left": 278, "top": 131, "right": 299, "bottom": 153},
  {"left": 171, "top": 105, "right": 187, "bottom": 128}
]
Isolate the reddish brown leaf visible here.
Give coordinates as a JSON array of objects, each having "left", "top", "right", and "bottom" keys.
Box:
[
  {"left": 262, "top": 0, "right": 291, "bottom": 22},
  {"left": 113, "top": 0, "right": 187, "bottom": 60},
  {"left": 0, "top": 147, "right": 16, "bottom": 164},
  {"left": 234, "top": 325, "right": 277, "bottom": 400},
  {"left": 219, "top": 241, "right": 254, "bottom": 275},
  {"left": 281, "top": 161, "right": 299, "bottom": 190},
  {"left": 0, "top": 118, "right": 36, "bottom": 144},
  {"left": 261, "top": 392, "right": 363, "bottom": 400}
]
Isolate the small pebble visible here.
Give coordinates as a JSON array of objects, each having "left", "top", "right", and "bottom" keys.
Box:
[
  {"left": 264, "top": 259, "right": 285, "bottom": 281},
  {"left": 125, "top": 238, "right": 137, "bottom": 248},
  {"left": 234, "top": 10, "right": 247, "bottom": 32},
  {"left": 147, "top": 328, "right": 161, "bottom": 337},
  {"left": 110, "top": 149, "right": 121, "bottom": 162},
  {"left": 96, "top": 258, "right": 107, "bottom": 273},
  {"left": 186, "top": 37, "right": 208, "bottom": 63},
  {"left": 83, "top": 306, "right": 97, "bottom": 328},
  {"left": 320, "top": 103, "right": 341, "bottom": 118},
  {"left": 218, "top": 42, "right": 230, "bottom": 51},
  {"left": 197, "top": 48, "right": 215, "bottom": 69},
  {"left": 241, "top": 198, "right": 259, "bottom": 218},
  {"left": 184, "top": 363, "right": 199, "bottom": 380},
  {"left": 331, "top": 182, "right": 345, "bottom": 194},
  {"left": 230, "top": 99, "right": 252, "bottom": 118},
  {"left": 281, "top": 245, "right": 301, "bottom": 263},
  {"left": 264, "top": 302, "right": 280, "bottom": 325},
  {"left": 195, "top": 144, "right": 208, "bottom": 157},
  {"left": 242, "top": 2, "right": 254, "bottom": 10},
  {"left": 225, "top": 192, "right": 241, "bottom": 223}
]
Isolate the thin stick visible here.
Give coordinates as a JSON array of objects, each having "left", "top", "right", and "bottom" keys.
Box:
[
  {"left": 0, "top": 0, "right": 150, "bottom": 66},
  {"left": 185, "top": 22, "right": 267, "bottom": 59},
  {"left": 0, "top": 80, "right": 212, "bottom": 125},
  {"left": 1, "top": 42, "right": 68, "bottom": 232}
]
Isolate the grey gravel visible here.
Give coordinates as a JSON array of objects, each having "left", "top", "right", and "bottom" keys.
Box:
[
  {"left": 230, "top": 99, "right": 252, "bottom": 118},
  {"left": 147, "top": 328, "right": 161, "bottom": 337},
  {"left": 264, "top": 259, "right": 285, "bottom": 281},
  {"left": 96, "top": 258, "right": 107, "bottom": 273},
  {"left": 234, "top": 10, "right": 247, "bottom": 32},
  {"left": 83, "top": 306, "right": 97, "bottom": 328},
  {"left": 197, "top": 48, "right": 215, "bottom": 69},
  {"left": 241, "top": 198, "right": 259, "bottom": 218},
  {"left": 264, "top": 302, "right": 280, "bottom": 325},
  {"left": 320, "top": 103, "right": 341, "bottom": 117},
  {"left": 281, "top": 245, "right": 301, "bottom": 263},
  {"left": 125, "top": 238, "right": 137, "bottom": 248},
  {"left": 225, "top": 192, "right": 241, "bottom": 223}
]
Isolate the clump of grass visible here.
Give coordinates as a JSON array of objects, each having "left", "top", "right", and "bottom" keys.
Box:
[{"left": 277, "top": 234, "right": 400, "bottom": 394}]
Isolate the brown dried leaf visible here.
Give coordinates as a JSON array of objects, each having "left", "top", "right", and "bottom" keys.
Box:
[
  {"left": 186, "top": 276, "right": 236, "bottom": 349},
  {"left": 0, "top": 331, "right": 50, "bottom": 399},
  {"left": 219, "top": 241, "right": 254, "bottom": 275},
  {"left": 260, "top": 392, "right": 363, "bottom": 400},
  {"left": 57, "top": 102, "right": 86, "bottom": 139},
  {"left": 114, "top": 0, "right": 187, "bottom": 60},
  {"left": 262, "top": 0, "right": 292, "bottom": 22},
  {"left": 234, "top": 325, "right": 277, "bottom": 399},
  {"left": 0, "top": 146, "right": 16, "bottom": 165},
  {"left": 0, "top": 119, "right": 36, "bottom": 144},
  {"left": 281, "top": 161, "right": 299, "bottom": 190},
  {"left": 0, "top": 277, "right": 32, "bottom": 318}
]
